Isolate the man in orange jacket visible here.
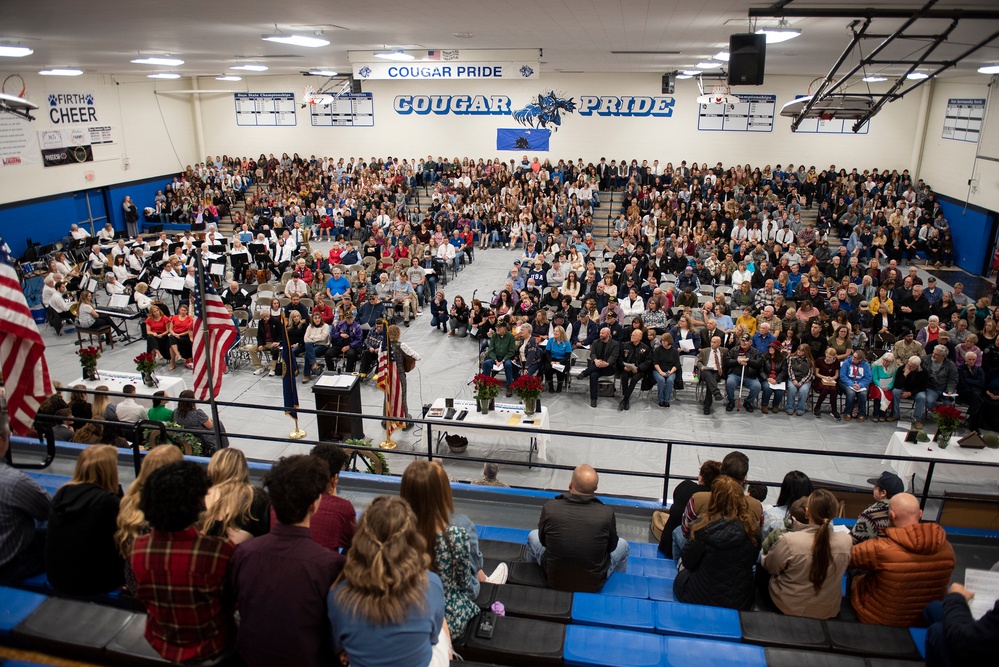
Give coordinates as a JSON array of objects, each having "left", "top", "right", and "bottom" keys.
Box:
[{"left": 850, "top": 492, "right": 955, "bottom": 627}]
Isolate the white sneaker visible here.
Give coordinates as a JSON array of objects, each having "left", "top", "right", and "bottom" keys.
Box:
[
  {"left": 484, "top": 562, "right": 509, "bottom": 585},
  {"left": 269, "top": 369, "right": 278, "bottom": 376},
  {"left": 254, "top": 367, "right": 266, "bottom": 375}
]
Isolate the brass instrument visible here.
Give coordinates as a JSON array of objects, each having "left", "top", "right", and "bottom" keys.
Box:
[{"left": 69, "top": 301, "right": 80, "bottom": 317}]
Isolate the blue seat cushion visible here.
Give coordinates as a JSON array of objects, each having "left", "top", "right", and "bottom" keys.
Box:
[
  {"left": 664, "top": 636, "right": 766, "bottom": 667},
  {"left": 908, "top": 627, "right": 927, "bottom": 659},
  {"left": 629, "top": 542, "right": 661, "bottom": 559},
  {"left": 654, "top": 601, "right": 741, "bottom": 640},
  {"left": 600, "top": 573, "right": 649, "bottom": 599},
  {"left": 0, "top": 586, "right": 47, "bottom": 634},
  {"left": 478, "top": 526, "right": 532, "bottom": 544},
  {"left": 571, "top": 593, "right": 656, "bottom": 632},
  {"left": 643, "top": 559, "right": 677, "bottom": 579},
  {"left": 564, "top": 625, "right": 665, "bottom": 667}
]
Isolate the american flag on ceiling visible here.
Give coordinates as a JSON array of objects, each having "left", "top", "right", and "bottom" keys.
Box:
[
  {"left": 0, "top": 238, "right": 53, "bottom": 435},
  {"left": 376, "top": 340, "right": 405, "bottom": 439},
  {"left": 191, "top": 264, "right": 238, "bottom": 400}
]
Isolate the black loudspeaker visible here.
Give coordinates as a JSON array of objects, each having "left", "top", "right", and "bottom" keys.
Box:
[
  {"left": 728, "top": 33, "right": 767, "bottom": 86},
  {"left": 350, "top": 77, "right": 362, "bottom": 94},
  {"left": 661, "top": 72, "right": 675, "bottom": 95}
]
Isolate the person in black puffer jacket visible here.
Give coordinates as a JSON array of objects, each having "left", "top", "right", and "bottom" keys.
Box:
[{"left": 673, "top": 476, "right": 760, "bottom": 610}]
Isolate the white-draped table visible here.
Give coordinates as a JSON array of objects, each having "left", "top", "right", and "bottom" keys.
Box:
[
  {"left": 422, "top": 398, "right": 550, "bottom": 463},
  {"left": 882, "top": 431, "right": 999, "bottom": 502},
  {"left": 66, "top": 370, "right": 188, "bottom": 408}
]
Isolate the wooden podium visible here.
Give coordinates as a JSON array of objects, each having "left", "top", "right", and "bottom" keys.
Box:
[{"left": 311, "top": 373, "right": 364, "bottom": 441}]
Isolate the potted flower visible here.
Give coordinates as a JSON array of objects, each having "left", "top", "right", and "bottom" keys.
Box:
[
  {"left": 77, "top": 346, "right": 101, "bottom": 381},
  {"left": 931, "top": 404, "right": 962, "bottom": 449},
  {"left": 134, "top": 352, "right": 158, "bottom": 388},
  {"left": 472, "top": 373, "right": 504, "bottom": 414},
  {"left": 511, "top": 374, "right": 544, "bottom": 415}
]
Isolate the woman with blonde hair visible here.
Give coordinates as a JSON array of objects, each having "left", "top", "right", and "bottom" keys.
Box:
[
  {"left": 761, "top": 488, "right": 851, "bottom": 618},
  {"left": 199, "top": 448, "right": 270, "bottom": 544},
  {"left": 46, "top": 445, "right": 125, "bottom": 595},
  {"left": 327, "top": 496, "right": 451, "bottom": 667},
  {"left": 673, "top": 476, "right": 760, "bottom": 610}
]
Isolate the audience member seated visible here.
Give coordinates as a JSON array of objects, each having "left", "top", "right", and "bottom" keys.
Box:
[
  {"left": 200, "top": 448, "right": 270, "bottom": 544},
  {"left": 656, "top": 460, "right": 721, "bottom": 559},
  {"left": 230, "top": 455, "right": 344, "bottom": 667},
  {"left": 680, "top": 451, "right": 764, "bottom": 556},
  {"left": 840, "top": 349, "right": 873, "bottom": 421},
  {"left": 759, "top": 489, "right": 852, "bottom": 618},
  {"left": 327, "top": 496, "right": 451, "bottom": 667},
  {"left": 132, "top": 461, "right": 236, "bottom": 663},
  {"left": 481, "top": 318, "right": 517, "bottom": 392},
  {"left": 527, "top": 464, "right": 629, "bottom": 592},
  {"left": 45, "top": 444, "right": 125, "bottom": 595},
  {"left": 725, "top": 334, "right": 763, "bottom": 412},
  {"left": 618, "top": 328, "right": 652, "bottom": 411},
  {"left": 673, "top": 476, "right": 760, "bottom": 610},
  {"left": 924, "top": 580, "right": 999, "bottom": 667},
  {"left": 147, "top": 391, "right": 174, "bottom": 422},
  {"left": 921, "top": 344, "right": 959, "bottom": 421},
  {"left": 115, "top": 384, "right": 148, "bottom": 423},
  {"left": 0, "top": 400, "right": 52, "bottom": 584},
  {"left": 579, "top": 326, "right": 621, "bottom": 408},
  {"left": 892, "top": 355, "right": 929, "bottom": 426},
  {"left": 308, "top": 443, "right": 357, "bottom": 552},
  {"left": 852, "top": 471, "right": 905, "bottom": 544},
  {"left": 761, "top": 470, "right": 814, "bottom": 543},
  {"left": 850, "top": 492, "right": 955, "bottom": 627},
  {"left": 175, "top": 390, "right": 223, "bottom": 455}
]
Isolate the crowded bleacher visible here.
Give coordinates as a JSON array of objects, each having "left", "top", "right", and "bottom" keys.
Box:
[{"left": 4, "top": 150, "right": 998, "bottom": 666}]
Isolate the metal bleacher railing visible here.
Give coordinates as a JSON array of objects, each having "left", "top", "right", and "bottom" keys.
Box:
[{"left": 10, "top": 387, "right": 999, "bottom": 515}]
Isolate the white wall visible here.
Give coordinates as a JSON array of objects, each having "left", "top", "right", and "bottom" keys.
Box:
[
  {"left": 0, "top": 72, "right": 197, "bottom": 205},
  {"left": 918, "top": 77, "right": 999, "bottom": 210},
  {"left": 197, "top": 73, "right": 924, "bottom": 173}
]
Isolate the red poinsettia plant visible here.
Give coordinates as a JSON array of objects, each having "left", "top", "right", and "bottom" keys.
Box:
[
  {"left": 931, "top": 404, "right": 962, "bottom": 433},
  {"left": 472, "top": 373, "right": 504, "bottom": 401},
  {"left": 511, "top": 374, "right": 544, "bottom": 401},
  {"left": 134, "top": 352, "right": 157, "bottom": 374},
  {"left": 76, "top": 346, "right": 101, "bottom": 368}
]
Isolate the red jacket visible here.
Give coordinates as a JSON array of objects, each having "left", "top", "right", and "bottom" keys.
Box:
[{"left": 850, "top": 522, "right": 955, "bottom": 627}]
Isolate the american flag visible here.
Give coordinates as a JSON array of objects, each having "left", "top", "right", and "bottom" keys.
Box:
[
  {"left": 0, "top": 238, "right": 53, "bottom": 435},
  {"left": 376, "top": 341, "right": 405, "bottom": 438},
  {"left": 191, "top": 264, "right": 238, "bottom": 400}
]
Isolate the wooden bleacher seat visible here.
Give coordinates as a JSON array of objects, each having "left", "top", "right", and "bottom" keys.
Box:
[{"left": 937, "top": 491, "right": 999, "bottom": 530}]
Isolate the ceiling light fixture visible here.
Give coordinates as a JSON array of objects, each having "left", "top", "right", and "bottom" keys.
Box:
[
  {"left": 39, "top": 68, "right": 83, "bottom": 76},
  {"left": 682, "top": 70, "right": 701, "bottom": 76},
  {"left": 132, "top": 57, "right": 185, "bottom": 66},
  {"left": 216, "top": 75, "right": 242, "bottom": 81},
  {"left": 262, "top": 33, "right": 329, "bottom": 48},
  {"left": 977, "top": 64, "right": 999, "bottom": 74},
  {"left": 862, "top": 76, "right": 887, "bottom": 82},
  {"left": 906, "top": 72, "right": 929, "bottom": 80},
  {"left": 374, "top": 50, "right": 414, "bottom": 61},
  {"left": 676, "top": 74, "right": 693, "bottom": 80},
  {"left": 756, "top": 19, "right": 801, "bottom": 44},
  {"left": 147, "top": 72, "right": 181, "bottom": 79},
  {"left": 308, "top": 69, "right": 338, "bottom": 76},
  {"left": 230, "top": 64, "right": 268, "bottom": 71},
  {"left": 696, "top": 62, "right": 722, "bottom": 69},
  {"left": 0, "top": 45, "right": 33, "bottom": 58},
  {"left": 714, "top": 51, "right": 730, "bottom": 61}
]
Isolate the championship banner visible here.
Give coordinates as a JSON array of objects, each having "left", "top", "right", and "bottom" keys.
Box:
[
  {"left": 1, "top": 73, "right": 40, "bottom": 166},
  {"left": 38, "top": 128, "right": 94, "bottom": 167}
]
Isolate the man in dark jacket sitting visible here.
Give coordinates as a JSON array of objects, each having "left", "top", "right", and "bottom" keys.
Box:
[
  {"left": 526, "top": 464, "right": 629, "bottom": 592},
  {"left": 725, "top": 334, "right": 764, "bottom": 412}
]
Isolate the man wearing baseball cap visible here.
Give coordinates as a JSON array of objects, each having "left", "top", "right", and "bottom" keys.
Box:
[{"left": 851, "top": 471, "right": 904, "bottom": 544}]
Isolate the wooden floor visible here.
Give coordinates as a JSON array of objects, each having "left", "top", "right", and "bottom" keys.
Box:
[{"left": 0, "top": 645, "right": 104, "bottom": 667}]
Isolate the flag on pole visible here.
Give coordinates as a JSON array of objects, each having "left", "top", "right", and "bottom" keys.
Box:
[
  {"left": 278, "top": 313, "right": 299, "bottom": 420},
  {"left": 376, "top": 341, "right": 405, "bottom": 438},
  {"left": 0, "top": 238, "right": 53, "bottom": 435},
  {"left": 191, "top": 266, "right": 238, "bottom": 400}
]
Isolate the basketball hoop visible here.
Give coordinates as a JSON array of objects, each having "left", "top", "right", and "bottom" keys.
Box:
[
  {"left": 711, "top": 84, "right": 728, "bottom": 105},
  {"left": 696, "top": 82, "right": 740, "bottom": 107}
]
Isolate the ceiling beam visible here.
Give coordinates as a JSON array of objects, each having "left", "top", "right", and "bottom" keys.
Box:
[{"left": 750, "top": 8, "right": 999, "bottom": 20}]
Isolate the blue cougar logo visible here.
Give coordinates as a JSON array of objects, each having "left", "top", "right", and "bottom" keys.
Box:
[{"left": 512, "top": 91, "right": 576, "bottom": 131}]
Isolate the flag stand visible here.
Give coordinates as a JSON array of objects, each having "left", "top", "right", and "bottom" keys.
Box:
[
  {"left": 289, "top": 418, "right": 307, "bottom": 440},
  {"left": 193, "top": 250, "right": 224, "bottom": 448},
  {"left": 379, "top": 438, "right": 397, "bottom": 450}
]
